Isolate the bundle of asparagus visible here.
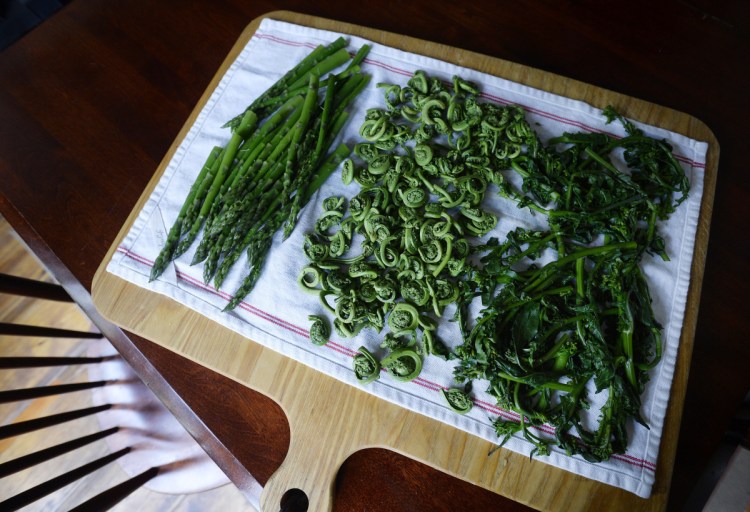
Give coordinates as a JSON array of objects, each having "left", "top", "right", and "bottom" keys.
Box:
[{"left": 149, "top": 37, "right": 371, "bottom": 311}]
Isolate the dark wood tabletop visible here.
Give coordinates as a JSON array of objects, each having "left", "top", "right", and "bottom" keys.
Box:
[{"left": 1, "top": 1, "right": 748, "bottom": 510}]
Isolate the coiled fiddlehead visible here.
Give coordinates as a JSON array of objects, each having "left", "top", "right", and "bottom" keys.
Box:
[
  {"left": 353, "top": 346, "right": 381, "bottom": 384},
  {"left": 381, "top": 348, "right": 422, "bottom": 382},
  {"left": 308, "top": 315, "right": 330, "bottom": 346}
]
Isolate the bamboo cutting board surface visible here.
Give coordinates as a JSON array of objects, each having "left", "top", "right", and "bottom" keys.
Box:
[{"left": 92, "top": 11, "right": 718, "bottom": 512}]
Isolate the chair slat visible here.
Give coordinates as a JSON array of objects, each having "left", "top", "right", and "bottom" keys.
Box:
[
  {"left": 0, "top": 322, "right": 102, "bottom": 338},
  {"left": 68, "top": 466, "right": 160, "bottom": 512},
  {"left": 0, "top": 426, "right": 120, "bottom": 477},
  {"left": 0, "top": 380, "right": 110, "bottom": 404},
  {"left": 0, "top": 447, "right": 131, "bottom": 511},
  {"left": 0, "top": 273, "right": 73, "bottom": 302},
  {"left": 0, "top": 356, "right": 107, "bottom": 368},
  {"left": 0, "top": 404, "right": 112, "bottom": 439}
]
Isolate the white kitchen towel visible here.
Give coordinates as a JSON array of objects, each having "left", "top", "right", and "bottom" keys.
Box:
[{"left": 106, "top": 18, "right": 708, "bottom": 499}]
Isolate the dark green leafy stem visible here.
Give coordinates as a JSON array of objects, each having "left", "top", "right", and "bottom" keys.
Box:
[
  {"left": 301, "top": 69, "right": 689, "bottom": 463},
  {"left": 449, "top": 98, "right": 687, "bottom": 462},
  {"left": 149, "top": 39, "right": 371, "bottom": 310}
]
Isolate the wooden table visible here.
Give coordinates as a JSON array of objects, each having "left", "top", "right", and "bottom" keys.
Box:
[{"left": 1, "top": 1, "right": 747, "bottom": 510}]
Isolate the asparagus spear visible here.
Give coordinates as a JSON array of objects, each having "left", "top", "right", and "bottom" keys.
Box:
[
  {"left": 149, "top": 38, "right": 371, "bottom": 295},
  {"left": 223, "top": 37, "right": 348, "bottom": 128},
  {"left": 222, "top": 143, "right": 352, "bottom": 309},
  {"left": 148, "top": 146, "right": 222, "bottom": 281},
  {"left": 192, "top": 105, "right": 303, "bottom": 265},
  {"left": 205, "top": 95, "right": 304, "bottom": 231},
  {"left": 280, "top": 73, "right": 320, "bottom": 203},
  {"left": 173, "top": 109, "right": 258, "bottom": 258}
]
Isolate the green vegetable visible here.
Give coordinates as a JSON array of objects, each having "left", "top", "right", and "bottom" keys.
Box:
[
  {"left": 301, "top": 69, "right": 688, "bottom": 463},
  {"left": 298, "top": 69, "right": 525, "bottom": 367},
  {"left": 149, "top": 146, "right": 222, "bottom": 278},
  {"left": 149, "top": 39, "right": 371, "bottom": 310},
  {"left": 353, "top": 346, "right": 381, "bottom": 384},
  {"left": 441, "top": 387, "right": 473, "bottom": 415},
  {"left": 382, "top": 347, "right": 423, "bottom": 382},
  {"left": 308, "top": 315, "right": 330, "bottom": 346},
  {"left": 223, "top": 37, "right": 350, "bottom": 125},
  {"left": 453, "top": 102, "right": 687, "bottom": 461}
]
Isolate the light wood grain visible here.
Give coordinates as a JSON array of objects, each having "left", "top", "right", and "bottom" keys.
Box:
[{"left": 91, "top": 11, "right": 719, "bottom": 512}]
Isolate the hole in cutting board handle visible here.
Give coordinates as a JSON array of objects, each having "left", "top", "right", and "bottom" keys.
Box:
[{"left": 279, "top": 488, "right": 309, "bottom": 511}]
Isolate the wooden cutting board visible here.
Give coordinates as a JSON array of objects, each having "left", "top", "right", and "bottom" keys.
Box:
[{"left": 92, "top": 10, "right": 718, "bottom": 512}]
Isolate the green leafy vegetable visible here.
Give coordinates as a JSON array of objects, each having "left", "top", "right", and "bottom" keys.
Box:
[
  {"left": 452, "top": 96, "right": 687, "bottom": 461},
  {"left": 302, "top": 69, "right": 688, "bottom": 463}
]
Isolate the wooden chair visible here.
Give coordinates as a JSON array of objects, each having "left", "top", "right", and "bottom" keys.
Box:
[
  {"left": 0, "top": 273, "right": 103, "bottom": 340},
  {"left": 0, "top": 270, "right": 246, "bottom": 510},
  {"left": 0, "top": 272, "right": 160, "bottom": 511}
]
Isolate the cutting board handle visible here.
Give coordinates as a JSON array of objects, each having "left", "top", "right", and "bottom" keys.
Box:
[{"left": 260, "top": 429, "right": 345, "bottom": 511}]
